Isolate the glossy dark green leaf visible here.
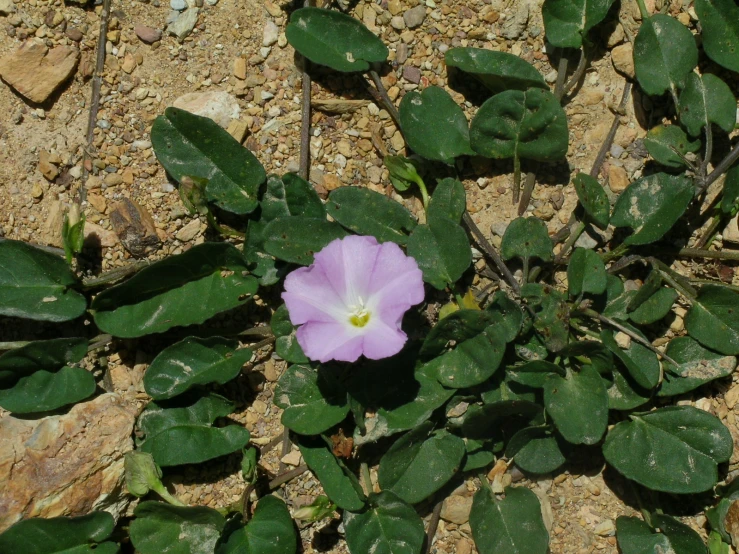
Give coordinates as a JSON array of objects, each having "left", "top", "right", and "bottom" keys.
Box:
[
  {"left": 470, "top": 486, "right": 549, "bottom": 554},
  {"left": 470, "top": 88, "right": 569, "bottom": 162},
  {"left": 407, "top": 215, "right": 471, "bottom": 289},
  {"left": 544, "top": 365, "right": 608, "bottom": 445},
  {"left": 568, "top": 248, "right": 607, "bottom": 297},
  {"left": 610, "top": 173, "right": 694, "bottom": 246},
  {"left": 261, "top": 173, "right": 325, "bottom": 221},
  {"left": 720, "top": 164, "right": 739, "bottom": 215},
  {"left": 644, "top": 124, "right": 701, "bottom": 168},
  {"left": 399, "top": 87, "right": 475, "bottom": 164},
  {"left": 0, "top": 337, "right": 87, "bottom": 387},
  {"left": 378, "top": 422, "right": 466, "bottom": 504},
  {"left": 501, "top": 217, "right": 553, "bottom": 262},
  {"left": 601, "top": 328, "right": 660, "bottom": 390},
  {"left": 679, "top": 73, "right": 737, "bottom": 136},
  {"left": 542, "top": 0, "right": 617, "bottom": 47},
  {"left": 429, "top": 178, "right": 466, "bottom": 223},
  {"left": 629, "top": 287, "right": 678, "bottom": 325},
  {"left": 422, "top": 310, "right": 497, "bottom": 357},
  {"left": 506, "top": 426, "right": 567, "bottom": 474},
  {"left": 344, "top": 491, "right": 425, "bottom": 554},
  {"left": 695, "top": 0, "right": 739, "bottom": 73},
  {"left": 463, "top": 439, "right": 497, "bottom": 471},
  {"left": 143, "top": 337, "right": 252, "bottom": 400},
  {"left": 92, "top": 243, "right": 258, "bottom": 338},
  {"left": 130, "top": 502, "right": 225, "bottom": 554},
  {"left": 151, "top": 108, "right": 265, "bottom": 214},
  {"left": 686, "top": 285, "right": 739, "bottom": 355},
  {"left": 521, "top": 284, "right": 570, "bottom": 353},
  {"left": 616, "top": 514, "right": 708, "bottom": 554},
  {"left": 216, "top": 496, "right": 298, "bottom": 554},
  {"left": 659, "top": 336, "right": 736, "bottom": 397},
  {"left": 607, "top": 365, "right": 652, "bottom": 411},
  {"left": 0, "top": 239, "right": 86, "bottom": 322},
  {"left": 633, "top": 14, "right": 698, "bottom": 97},
  {"left": 0, "top": 366, "right": 96, "bottom": 414},
  {"left": 603, "top": 406, "right": 733, "bottom": 493},
  {"left": 444, "top": 48, "right": 547, "bottom": 93},
  {"left": 297, "top": 435, "right": 366, "bottom": 511},
  {"left": 262, "top": 216, "right": 347, "bottom": 266},
  {"left": 327, "top": 187, "right": 417, "bottom": 245},
  {"left": 136, "top": 393, "right": 250, "bottom": 466},
  {"left": 286, "top": 7, "right": 388, "bottom": 72},
  {"left": 507, "top": 360, "right": 565, "bottom": 388},
  {"left": 560, "top": 340, "right": 614, "bottom": 374},
  {"left": 0, "top": 512, "right": 117, "bottom": 554},
  {"left": 462, "top": 398, "right": 544, "bottom": 439},
  {"left": 573, "top": 172, "right": 610, "bottom": 229},
  {"left": 274, "top": 364, "right": 349, "bottom": 435}
]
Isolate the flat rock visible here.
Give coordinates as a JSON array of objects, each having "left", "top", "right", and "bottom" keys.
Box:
[
  {"left": 135, "top": 24, "right": 162, "bottom": 44},
  {"left": 167, "top": 8, "right": 199, "bottom": 40},
  {"left": 440, "top": 495, "right": 473, "bottom": 525},
  {"left": 611, "top": 43, "right": 635, "bottom": 79},
  {"left": 403, "top": 5, "right": 426, "bottom": 29},
  {"left": 175, "top": 218, "right": 201, "bottom": 242},
  {"left": 0, "top": 393, "right": 139, "bottom": 532},
  {"left": 0, "top": 0, "right": 15, "bottom": 16},
  {"left": 0, "top": 40, "right": 79, "bottom": 104},
  {"left": 84, "top": 221, "right": 118, "bottom": 248},
  {"left": 173, "top": 90, "right": 240, "bottom": 128},
  {"left": 110, "top": 198, "right": 161, "bottom": 257}
]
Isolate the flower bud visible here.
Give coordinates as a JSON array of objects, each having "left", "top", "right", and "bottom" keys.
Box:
[{"left": 124, "top": 451, "right": 163, "bottom": 498}]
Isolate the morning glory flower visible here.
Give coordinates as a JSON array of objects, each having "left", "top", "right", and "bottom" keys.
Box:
[{"left": 282, "top": 235, "right": 425, "bottom": 363}]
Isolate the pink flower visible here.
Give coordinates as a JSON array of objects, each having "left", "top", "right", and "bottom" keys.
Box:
[{"left": 282, "top": 235, "right": 425, "bottom": 363}]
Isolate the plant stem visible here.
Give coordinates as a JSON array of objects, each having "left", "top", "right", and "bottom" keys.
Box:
[
  {"left": 554, "top": 221, "right": 586, "bottom": 264},
  {"left": 700, "top": 123, "right": 714, "bottom": 181},
  {"left": 279, "top": 427, "right": 291, "bottom": 473},
  {"left": 153, "top": 483, "right": 187, "bottom": 507},
  {"left": 269, "top": 464, "right": 308, "bottom": 490},
  {"left": 561, "top": 47, "right": 588, "bottom": 99},
  {"left": 601, "top": 243, "right": 630, "bottom": 263},
  {"left": 699, "top": 141, "right": 739, "bottom": 194},
  {"left": 635, "top": 0, "right": 649, "bottom": 20},
  {"left": 207, "top": 212, "right": 245, "bottom": 238},
  {"left": 462, "top": 212, "right": 520, "bottom": 295},
  {"left": 81, "top": 260, "right": 151, "bottom": 288},
  {"left": 239, "top": 326, "right": 274, "bottom": 338},
  {"left": 553, "top": 55, "right": 569, "bottom": 101},
  {"left": 414, "top": 175, "right": 430, "bottom": 210},
  {"left": 522, "top": 257, "right": 530, "bottom": 286},
  {"left": 517, "top": 172, "right": 536, "bottom": 216},
  {"left": 299, "top": 0, "right": 312, "bottom": 180},
  {"left": 678, "top": 247, "right": 739, "bottom": 262},
  {"left": 425, "top": 497, "right": 444, "bottom": 554},
  {"left": 88, "top": 334, "right": 113, "bottom": 352},
  {"left": 693, "top": 212, "right": 722, "bottom": 249},
  {"left": 512, "top": 154, "right": 521, "bottom": 204},
  {"left": 368, "top": 67, "right": 402, "bottom": 131},
  {"left": 360, "top": 462, "right": 373, "bottom": 496}
]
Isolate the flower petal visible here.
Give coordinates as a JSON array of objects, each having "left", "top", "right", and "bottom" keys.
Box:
[
  {"left": 368, "top": 241, "right": 425, "bottom": 317},
  {"left": 283, "top": 265, "right": 345, "bottom": 325},
  {"left": 361, "top": 320, "right": 408, "bottom": 360},
  {"left": 296, "top": 321, "right": 364, "bottom": 363},
  {"left": 314, "top": 235, "right": 379, "bottom": 305}
]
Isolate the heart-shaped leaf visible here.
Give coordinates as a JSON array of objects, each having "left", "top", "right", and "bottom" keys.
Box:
[
  {"left": 136, "top": 393, "right": 250, "bottom": 466},
  {"left": 428, "top": 178, "right": 466, "bottom": 223},
  {"left": 470, "top": 486, "right": 549, "bottom": 554},
  {"left": 143, "top": 337, "right": 253, "bottom": 400},
  {"left": 694, "top": 0, "right": 739, "bottom": 73},
  {"left": 0, "top": 366, "right": 96, "bottom": 414},
  {"left": 399, "top": 87, "right": 475, "bottom": 164},
  {"left": 261, "top": 173, "right": 325, "bottom": 221},
  {"left": 658, "top": 336, "right": 736, "bottom": 397},
  {"left": 216, "top": 496, "right": 297, "bottom": 554},
  {"left": 507, "top": 360, "right": 566, "bottom": 388},
  {"left": 407, "top": 214, "right": 471, "bottom": 289},
  {"left": 286, "top": 7, "right": 388, "bottom": 72},
  {"left": 327, "top": 187, "right": 417, "bottom": 245},
  {"left": 130, "top": 502, "right": 225, "bottom": 554},
  {"left": 610, "top": 173, "right": 694, "bottom": 246},
  {"left": 542, "top": 0, "right": 618, "bottom": 48},
  {"left": 0, "top": 239, "right": 86, "bottom": 322},
  {"left": 629, "top": 287, "right": 678, "bottom": 325},
  {"left": 344, "top": 491, "right": 425, "bottom": 554},
  {"left": 444, "top": 48, "right": 547, "bottom": 93},
  {"left": 573, "top": 173, "right": 610, "bottom": 229},
  {"left": 633, "top": 14, "right": 698, "bottom": 96},
  {"left": 601, "top": 328, "right": 660, "bottom": 390},
  {"left": 506, "top": 426, "right": 567, "bottom": 474},
  {"left": 644, "top": 125, "right": 701, "bottom": 168},
  {"left": 521, "top": 284, "right": 570, "bottom": 352},
  {"left": 616, "top": 514, "right": 708, "bottom": 554},
  {"left": 0, "top": 512, "right": 117, "bottom": 554},
  {"left": 0, "top": 337, "right": 87, "bottom": 387},
  {"left": 152, "top": 108, "right": 266, "bottom": 214},
  {"left": 378, "top": 422, "right": 466, "bottom": 504},
  {"left": 501, "top": 217, "right": 553, "bottom": 262},
  {"left": 262, "top": 216, "right": 348, "bottom": 266},
  {"left": 271, "top": 306, "right": 310, "bottom": 364},
  {"left": 568, "top": 248, "right": 607, "bottom": 297},
  {"left": 685, "top": 285, "right": 739, "bottom": 355},
  {"left": 470, "top": 88, "right": 569, "bottom": 162},
  {"left": 274, "top": 364, "right": 349, "bottom": 435},
  {"left": 607, "top": 365, "right": 652, "bottom": 411},
  {"left": 603, "top": 405, "right": 733, "bottom": 493},
  {"left": 679, "top": 72, "right": 737, "bottom": 136}
]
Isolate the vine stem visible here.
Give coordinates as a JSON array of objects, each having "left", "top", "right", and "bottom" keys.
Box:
[
  {"left": 554, "top": 221, "right": 586, "bottom": 264},
  {"left": 512, "top": 154, "right": 521, "bottom": 204},
  {"left": 360, "top": 462, "right": 373, "bottom": 496},
  {"left": 299, "top": 0, "right": 312, "bottom": 180},
  {"left": 81, "top": 260, "right": 151, "bottom": 288},
  {"left": 462, "top": 212, "right": 520, "bottom": 295},
  {"left": 677, "top": 247, "right": 739, "bottom": 262},
  {"left": 698, "top": 141, "right": 739, "bottom": 194},
  {"left": 693, "top": 212, "right": 722, "bottom": 249},
  {"left": 368, "top": 67, "right": 402, "bottom": 132},
  {"left": 517, "top": 172, "right": 536, "bottom": 216},
  {"left": 268, "top": 464, "right": 308, "bottom": 490},
  {"left": 560, "top": 47, "right": 588, "bottom": 101},
  {"left": 553, "top": 55, "right": 569, "bottom": 101},
  {"left": 635, "top": 0, "right": 650, "bottom": 20},
  {"left": 425, "top": 497, "right": 444, "bottom": 554}
]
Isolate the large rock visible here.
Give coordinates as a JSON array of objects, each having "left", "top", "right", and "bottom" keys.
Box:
[
  {"left": 172, "top": 90, "right": 240, "bottom": 128},
  {"left": 0, "top": 40, "right": 79, "bottom": 103},
  {"left": 0, "top": 393, "right": 139, "bottom": 532}
]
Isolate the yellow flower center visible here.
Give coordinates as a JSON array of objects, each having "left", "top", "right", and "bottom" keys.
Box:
[{"left": 348, "top": 298, "right": 371, "bottom": 328}]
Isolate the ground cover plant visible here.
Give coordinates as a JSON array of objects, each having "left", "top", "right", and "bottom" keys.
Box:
[{"left": 1, "top": 0, "right": 739, "bottom": 552}]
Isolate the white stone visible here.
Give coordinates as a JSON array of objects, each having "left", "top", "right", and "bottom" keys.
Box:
[
  {"left": 263, "top": 20, "right": 279, "bottom": 47},
  {"left": 172, "top": 90, "right": 240, "bottom": 128}
]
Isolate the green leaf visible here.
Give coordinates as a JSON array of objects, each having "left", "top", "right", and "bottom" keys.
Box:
[
  {"left": 0, "top": 512, "right": 117, "bottom": 554},
  {"left": 470, "top": 486, "right": 549, "bottom": 554},
  {"left": 286, "top": 7, "right": 388, "bottom": 72},
  {"left": 274, "top": 364, "right": 349, "bottom": 435},
  {"left": 276, "top": 333, "right": 309, "bottom": 364},
  {"left": 633, "top": 14, "right": 698, "bottom": 97},
  {"left": 130, "top": 502, "right": 225, "bottom": 554},
  {"left": 297, "top": 435, "right": 366, "bottom": 511},
  {"left": 0, "top": 239, "right": 86, "bottom": 322},
  {"left": 542, "top": 0, "right": 617, "bottom": 48},
  {"left": 607, "top": 365, "right": 652, "bottom": 411},
  {"left": 644, "top": 125, "right": 701, "bottom": 168},
  {"left": 629, "top": 287, "right": 678, "bottom": 325},
  {"left": 462, "top": 398, "right": 543, "bottom": 439},
  {"left": 262, "top": 216, "right": 348, "bottom": 265},
  {"left": 0, "top": 366, "right": 96, "bottom": 414},
  {"left": 720, "top": 164, "right": 739, "bottom": 215},
  {"left": 616, "top": 514, "right": 708, "bottom": 554},
  {"left": 407, "top": 215, "right": 471, "bottom": 290},
  {"left": 501, "top": 217, "right": 553, "bottom": 262},
  {"left": 573, "top": 172, "right": 610, "bottom": 229},
  {"left": 568, "top": 248, "right": 607, "bottom": 297},
  {"left": 610, "top": 173, "right": 694, "bottom": 246},
  {"left": 327, "top": 187, "right": 417, "bottom": 245},
  {"left": 658, "top": 336, "right": 736, "bottom": 397},
  {"left": 62, "top": 209, "right": 86, "bottom": 264},
  {"left": 544, "top": 365, "right": 608, "bottom": 445},
  {"left": 694, "top": 0, "right": 739, "bottom": 73},
  {"left": 507, "top": 360, "right": 565, "bottom": 388},
  {"left": 378, "top": 422, "right": 466, "bottom": 504},
  {"left": 627, "top": 269, "right": 665, "bottom": 312},
  {"left": 506, "top": 426, "right": 567, "bottom": 474},
  {"left": 143, "top": 337, "right": 252, "bottom": 400},
  {"left": 428, "top": 178, "right": 466, "bottom": 223},
  {"left": 136, "top": 393, "right": 250, "bottom": 466},
  {"left": 261, "top": 173, "right": 325, "bottom": 220},
  {"left": 470, "top": 88, "right": 569, "bottom": 162},
  {"left": 521, "top": 284, "right": 570, "bottom": 353},
  {"left": 686, "top": 285, "right": 739, "bottom": 355},
  {"left": 444, "top": 48, "right": 547, "bottom": 94},
  {"left": 385, "top": 156, "right": 423, "bottom": 193},
  {"left": 603, "top": 405, "right": 733, "bottom": 493},
  {"left": 679, "top": 73, "right": 737, "bottom": 136},
  {"left": 151, "top": 107, "right": 266, "bottom": 214},
  {"left": 399, "top": 87, "right": 475, "bottom": 164},
  {"left": 92, "top": 243, "right": 257, "bottom": 338},
  {"left": 463, "top": 439, "right": 497, "bottom": 471},
  {"left": 601, "top": 328, "right": 660, "bottom": 389},
  {"left": 0, "top": 337, "right": 87, "bottom": 387},
  {"left": 344, "top": 491, "right": 425, "bottom": 554},
  {"left": 216, "top": 496, "right": 298, "bottom": 554}
]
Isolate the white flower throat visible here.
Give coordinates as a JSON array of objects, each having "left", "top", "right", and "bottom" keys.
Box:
[{"left": 348, "top": 296, "right": 371, "bottom": 328}]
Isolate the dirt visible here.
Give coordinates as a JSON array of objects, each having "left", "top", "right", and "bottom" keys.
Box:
[{"left": 0, "top": 0, "right": 737, "bottom": 553}]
